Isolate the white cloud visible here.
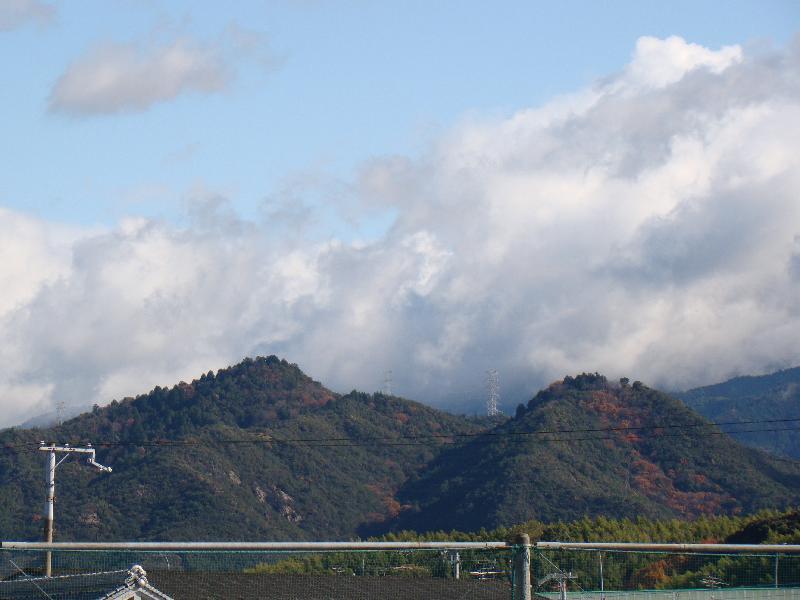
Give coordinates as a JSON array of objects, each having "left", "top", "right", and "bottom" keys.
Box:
[
  {"left": 0, "top": 0, "right": 54, "bottom": 31},
  {"left": 623, "top": 35, "right": 742, "bottom": 89},
  {"left": 49, "top": 38, "right": 228, "bottom": 115},
  {"left": 2, "top": 36, "right": 800, "bottom": 425},
  {"left": 48, "top": 27, "right": 273, "bottom": 115}
]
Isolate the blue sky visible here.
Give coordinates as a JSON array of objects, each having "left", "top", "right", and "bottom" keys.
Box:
[
  {"left": 1, "top": 1, "right": 799, "bottom": 424},
  {"left": 1, "top": 0, "right": 797, "bottom": 229}
]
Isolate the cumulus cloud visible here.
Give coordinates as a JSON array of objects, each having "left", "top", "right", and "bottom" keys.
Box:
[
  {"left": 2, "top": 35, "right": 800, "bottom": 425},
  {"left": 0, "top": 0, "right": 54, "bottom": 31},
  {"left": 48, "top": 27, "right": 271, "bottom": 115},
  {"left": 622, "top": 35, "right": 742, "bottom": 89}
]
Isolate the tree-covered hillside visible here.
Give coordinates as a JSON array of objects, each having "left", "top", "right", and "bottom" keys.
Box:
[
  {"left": 679, "top": 367, "right": 800, "bottom": 458},
  {"left": 383, "top": 374, "right": 800, "bottom": 533},
  {"left": 2, "top": 362, "right": 799, "bottom": 543},
  {"left": 0, "top": 357, "right": 488, "bottom": 541},
  {"left": 381, "top": 510, "right": 781, "bottom": 544}
]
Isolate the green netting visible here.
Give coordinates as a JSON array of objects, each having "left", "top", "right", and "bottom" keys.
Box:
[
  {"left": 3, "top": 545, "right": 796, "bottom": 599},
  {"left": 534, "top": 549, "right": 800, "bottom": 600},
  {"left": 0, "top": 548, "right": 515, "bottom": 599}
]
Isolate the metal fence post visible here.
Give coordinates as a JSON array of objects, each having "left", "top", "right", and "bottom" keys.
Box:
[
  {"left": 775, "top": 554, "right": 779, "bottom": 588},
  {"left": 514, "top": 533, "right": 532, "bottom": 600}
]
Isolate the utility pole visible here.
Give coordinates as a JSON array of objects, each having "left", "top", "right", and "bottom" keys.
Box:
[
  {"left": 451, "top": 551, "right": 461, "bottom": 580},
  {"left": 537, "top": 568, "right": 576, "bottom": 600},
  {"left": 513, "top": 533, "right": 532, "bottom": 600},
  {"left": 599, "top": 552, "right": 605, "bottom": 600},
  {"left": 38, "top": 443, "right": 112, "bottom": 577}
]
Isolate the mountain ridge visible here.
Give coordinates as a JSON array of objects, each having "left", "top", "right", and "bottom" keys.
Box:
[
  {"left": 381, "top": 373, "right": 800, "bottom": 533},
  {"left": 1, "top": 359, "right": 799, "bottom": 542},
  {"left": 679, "top": 366, "right": 800, "bottom": 459},
  {"left": 0, "top": 356, "right": 489, "bottom": 541}
]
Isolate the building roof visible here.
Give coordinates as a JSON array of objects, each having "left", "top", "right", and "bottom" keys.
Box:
[
  {"left": 0, "top": 565, "right": 174, "bottom": 600},
  {"left": 1, "top": 565, "right": 511, "bottom": 599},
  {"left": 146, "top": 572, "right": 511, "bottom": 599}
]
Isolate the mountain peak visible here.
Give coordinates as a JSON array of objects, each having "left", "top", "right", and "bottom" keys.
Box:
[{"left": 387, "top": 373, "right": 800, "bottom": 533}]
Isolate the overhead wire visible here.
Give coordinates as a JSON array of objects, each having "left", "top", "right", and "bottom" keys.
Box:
[{"left": 2, "top": 417, "right": 800, "bottom": 453}]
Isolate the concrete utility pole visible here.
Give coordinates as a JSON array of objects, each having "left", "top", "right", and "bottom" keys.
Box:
[
  {"left": 513, "top": 533, "right": 532, "bottom": 600},
  {"left": 450, "top": 551, "right": 460, "bottom": 579},
  {"left": 599, "top": 552, "right": 605, "bottom": 600},
  {"left": 38, "top": 443, "right": 112, "bottom": 577}
]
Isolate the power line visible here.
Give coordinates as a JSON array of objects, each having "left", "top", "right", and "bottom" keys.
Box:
[
  {"left": 124, "top": 416, "right": 800, "bottom": 444},
  {"left": 126, "top": 415, "right": 800, "bottom": 446},
  {"left": 3, "top": 417, "right": 800, "bottom": 449},
  {"left": 163, "top": 425, "right": 800, "bottom": 449},
  {"left": 3, "top": 418, "right": 800, "bottom": 452}
]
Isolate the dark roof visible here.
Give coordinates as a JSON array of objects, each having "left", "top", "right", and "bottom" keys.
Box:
[
  {"left": 151, "top": 571, "right": 511, "bottom": 600},
  {"left": 0, "top": 566, "right": 174, "bottom": 600},
  {"left": 0, "top": 569, "right": 130, "bottom": 600},
  {"left": 0, "top": 569, "right": 511, "bottom": 599}
]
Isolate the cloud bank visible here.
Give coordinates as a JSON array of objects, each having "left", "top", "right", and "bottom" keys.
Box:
[{"left": 3, "top": 36, "right": 800, "bottom": 425}]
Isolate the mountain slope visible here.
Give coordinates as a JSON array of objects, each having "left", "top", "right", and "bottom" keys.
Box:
[
  {"left": 383, "top": 374, "right": 800, "bottom": 533},
  {"left": 3, "top": 363, "right": 799, "bottom": 542},
  {"left": 0, "top": 356, "right": 488, "bottom": 541},
  {"left": 678, "top": 367, "right": 800, "bottom": 459}
]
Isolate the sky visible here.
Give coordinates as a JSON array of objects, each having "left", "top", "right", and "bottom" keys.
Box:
[{"left": 0, "top": 0, "right": 799, "bottom": 426}]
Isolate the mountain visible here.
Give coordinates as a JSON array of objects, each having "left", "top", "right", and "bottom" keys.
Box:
[
  {"left": 0, "top": 356, "right": 488, "bottom": 541},
  {"left": 381, "top": 373, "right": 800, "bottom": 534},
  {"left": 678, "top": 367, "right": 800, "bottom": 459},
  {"left": 2, "top": 362, "right": 799, "bottom": 543}
]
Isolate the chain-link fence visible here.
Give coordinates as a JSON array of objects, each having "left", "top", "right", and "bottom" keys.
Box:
[
  {"left": 534, "top": 548, "right": 800, "bottom": 600},
  {"left": 0, "top": 545, "right": 517, "bottom": 599},
  {"left": 3, "top": 541, "right": 799, "bottom": 600}
]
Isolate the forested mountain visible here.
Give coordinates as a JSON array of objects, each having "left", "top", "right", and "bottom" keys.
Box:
[
  {"left": 0, "top": 357, "right": 488, "bottom": 541},
  {"left": 1, "top": 361, "right": 799, "bottom": 543},
  {"left": 382, "top": 374, "right": 800, "bottom": 534},
  {"left": 678, "top": 367, "right": 800, "bottom": 459}
]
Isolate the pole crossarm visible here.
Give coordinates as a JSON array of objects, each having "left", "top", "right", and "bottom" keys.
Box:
[
  {"left": 39, "top": 445, "right": 96, "bottom": 454},
  {"left": 38, "top": 445, "right": 113, "bottom": 473}
]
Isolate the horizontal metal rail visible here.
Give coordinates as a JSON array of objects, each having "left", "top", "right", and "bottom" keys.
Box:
[
  {"left": 0, "top": 541, "right": 510, "bottom": 551},
  {"left": 3, "top": 541, "right": 799, "bottom": 553},
  {"left": 535, "top": 542, "right": 800, "bottom": 554}
]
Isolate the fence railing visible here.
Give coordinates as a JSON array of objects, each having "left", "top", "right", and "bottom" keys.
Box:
[
  {"left": 0, "top": 539, "right": 528, "bottom": 600},
  {"left": 533, "top": 542, "right": 800, "bottom": 600},
  {"left": 1, "top": 540, "right": 799, "bottom": 600}
]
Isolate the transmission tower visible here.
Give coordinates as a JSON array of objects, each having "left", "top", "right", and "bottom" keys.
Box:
[
  {"left": 486, "top": 369, "right": 500, "bottom": 416},
  {"left": 383, "top": 370, "right": 393, "bottom": 396},
  {"left": 56, "top": 400, "right": 65, "bottom": 426}
]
